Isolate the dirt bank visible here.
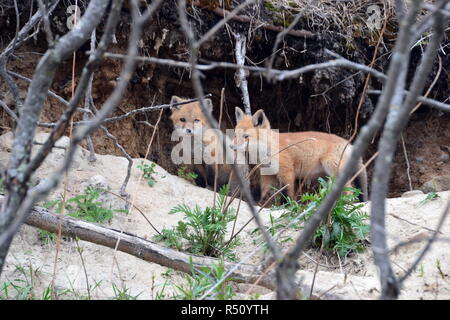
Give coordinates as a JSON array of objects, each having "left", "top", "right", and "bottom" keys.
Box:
[{"left": 0, "top": 132, "right": 448, "bottom": 299}]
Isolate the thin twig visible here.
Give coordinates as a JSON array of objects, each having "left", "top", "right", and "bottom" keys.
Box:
[
  {"left": 96, "top": 52, "right": 450, "bottom": 113},
  {"left": 83, "top": 29, "right": 98, "bottom": 162},
  {"left": 74, "top": 238, "right": 91, "bottom": 300},
  {"left": 7, "top": 71, "right": 71, "bottom": 107},
  {"left": 103, "top": 190, "right": 161, "bottom": 236},
  {"left": 37, "top": 94, "right": 213, "bottom": 128},
  {"left": 275, "top": 1, "right": 426, "bottom": 299},
  {"left": 398, "top": 197, "right": 450, "bottom": 284},
  {"left": 177, "top": 0, "right": 281, "bottom": 262},
  {"left": 100, "top": 126, "right": 132, "bottom": 197},
  {"left": 389, "top": 213, "right": 444, "bottom": 235},
  {"left": 213, "top": 88, "right": 225, "bottom": 208},
  {"left": 0, "top": 0, "right": 163, "bottom": 267},
  {"left": 198, "top": 2, "right": 316, "bottom": 40},
  {"left": 196, "top": 0, "right": 259, "bottom": 47},
  {"left": 401, "top": 134, "right": 413, "bottom": 191},
  {"left": 0, "top": 99, "right": 19, "bottom": 122},
  {"left": 37, "top": 0, "right": 54, "bottom": 46},
  {"left": 309, "top": 243, "right": 324, "bottom": 298},
  {"left": 265, "top": 1, "right": 312, "bottom": 78},
  {"left": 370, "top": 0, "right": 446, "bottom": 299}
]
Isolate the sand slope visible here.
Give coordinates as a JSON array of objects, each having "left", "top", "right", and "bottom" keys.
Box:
[{"left": 0, "top": 132, "right": 448, "bottom": 299}]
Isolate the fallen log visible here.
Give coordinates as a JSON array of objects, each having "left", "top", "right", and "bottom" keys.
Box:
[
  {"left": 24, "top": 203, "right": 276, "bottom": 288},
  {"left": 19, "top": 201, "right": 350, "bottom": 299}
]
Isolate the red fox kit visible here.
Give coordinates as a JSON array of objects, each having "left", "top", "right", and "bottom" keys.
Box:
[
  {"left": 170, "top": 95, "right": 232, "bottom": 188},
  {"left": 231, "top": 107, "right": 368, "bottom": 203}
]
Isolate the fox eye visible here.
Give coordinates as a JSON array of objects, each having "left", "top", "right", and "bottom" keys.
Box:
[
  {"left": 194, "top": 119, "right": 200, "bottom": 123},
  {"left": 243, "top": 134, "right": 249, "bottom": 139},
  {"left": 180, "top": 118, "right": 186, "bottom": 122}
]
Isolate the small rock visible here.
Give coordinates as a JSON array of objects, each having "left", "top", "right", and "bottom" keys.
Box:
[
  {"left": 87, "top": 175, "right": 110, "bottom": 190},
  {"left": 81, "top": 175, "right": 127, "bottom": 214},
  {"left": 406, "top": 231, "right": 432, "bottom": 244},
  {"left": 439, "top": 153, "right": 449, "bottom": 163},
  {"left": 420, "top": 175, "right": 450, "bottom": 193},
  {"left": 415, "top": 156, "right": 424, "bottom": 163},
  {"left": 401, "top": 190, "right": 424, "bottom": 198}
]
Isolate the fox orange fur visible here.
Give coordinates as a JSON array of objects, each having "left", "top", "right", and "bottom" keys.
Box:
[
  {"left": 169, "top": 96, "right": 232, "bottom": 188},
  {"left": 231, "top": 107, "right": 368, "bottom": 203}
]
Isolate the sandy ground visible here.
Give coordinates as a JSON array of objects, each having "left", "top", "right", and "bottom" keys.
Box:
[{"left": 0, "top": 132, "right": 448, "bottom": 300}]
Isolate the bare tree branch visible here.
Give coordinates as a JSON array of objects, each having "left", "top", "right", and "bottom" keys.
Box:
[
  {"left": 100, "top": 125, "right": 132, "bottom": 197},
  {"left": 370, "top": 0, "right": 446, "bottom": 299},
  {"left": 0, "top": 0, "right": 111, "bottom": 274},
  {"left": 0, "top": 0, "right": 164, "bottom": 275},
  {"left": 367, "top": 90, "right": 450, "bottom": 113},
  {"left": 194, "top": 1, "right": 315, "bottom": 41},
  {"left": 0, "top": 0, "right": 60, "bottom": 111},
  {"left": 20, "top": 201, "right": 267, "bottom": 287},
  {"left": 274, "top": 0, "right": 425, "bottom": 300},
  {"left": 265, "top": 1, "right": 312, "bottom": 78},
  {"left": 22, "top": 200, "right": 351, "bottom": 298},
  {"left": 23, "top": 0, "right": 124, "bottom": 188},
  {"left": 176, "top": 0, "right": 281, "bottom": 263},
  {"left": 196, "top": 0, "right": 258, "bottom": 47},
  {"left": 37, "top": 0, "right": 54, "bottom": 46},
  {"left": 37, "top": 94, "right": 213, "bottom": 128},
  {"left": 82, "top": 30, "right": 97, "bottom": 163},
  {"left": 7, "top": 71, "right": 71, "bottom": 108},
  {"left": 97, "top": 51, "right": 450, "bottom": 113},
  {"left": 0, "top": 99, "right": 19, "bottom": 122},
  {"left": 233, "top": 32, "right": 251, "bottom": 115}
]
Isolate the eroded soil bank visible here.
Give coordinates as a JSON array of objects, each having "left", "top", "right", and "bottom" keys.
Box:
[
  {"left": 0, "top": 132, "right": 448, "bottom": 299},
  {"left": 0, "top": 1, "right": 448, "bottom": 197}
]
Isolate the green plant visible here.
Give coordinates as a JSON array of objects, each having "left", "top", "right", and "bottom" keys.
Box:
[
  {"left": 0, "top": 275, "right": 35, "bottom": 300},
  {"left": 417, "top": 264, "right": 425, "bottom": 278},
  {"left": 0, "top": 178, "right": 5, "bottom": 194},
  {"left": 37, "top": 229, "right": 56, "bottom": 244},
  {"left": 154, "top": 185, "right": 239, "bottom": 260},
  {"left": 417, "top": 192, "right": 440, "bottom": 207},
  {"left": 44, "top": 186, "right": 124, "bottom": 224},
  {"left": 166, "top": 258, "right": 235, "bottom": 300},
  {"left": 0, "top": 264, "right": 59, "bottom": 300},
  {"left": 436, "top": 259, "right": 445, "bottom": 280},
  {"left": 269, "top": 177, "right": 369, "bottom": 257},
  {"left": 67, "top": 187, "right": 115, "bottom": 222},
  {"left": 177, "top": 166, "right": 198, "bottom": 184},
  {"left": 137, "top": 161, "right": 158, "bottom": 187},
  {"left": 154, "top": 278, "right": 170, "bottom": 300},
  {"left": 111, "top": 283, "right": 142, "bottom": 300}
]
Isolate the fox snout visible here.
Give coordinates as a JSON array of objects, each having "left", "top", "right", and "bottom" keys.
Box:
[
  {"left": 174, "top": 124, "right": 200, "bottom": 135},
  {"left": 230, "top": 135, "right": 244, "bottom": 151},
  {"left": 230, "top": 141, "right": 247, "bottom": 152}
]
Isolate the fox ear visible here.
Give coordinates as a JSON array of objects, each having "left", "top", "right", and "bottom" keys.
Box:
[
  {"left": 252, "top": 109, "right": 270, "bottom": 129},
  {"left": 170, "top": 95, "right": 183, "bottom": 109},
  {"left": 235, "top": 107, "right": 245, "bottom": 123}
]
